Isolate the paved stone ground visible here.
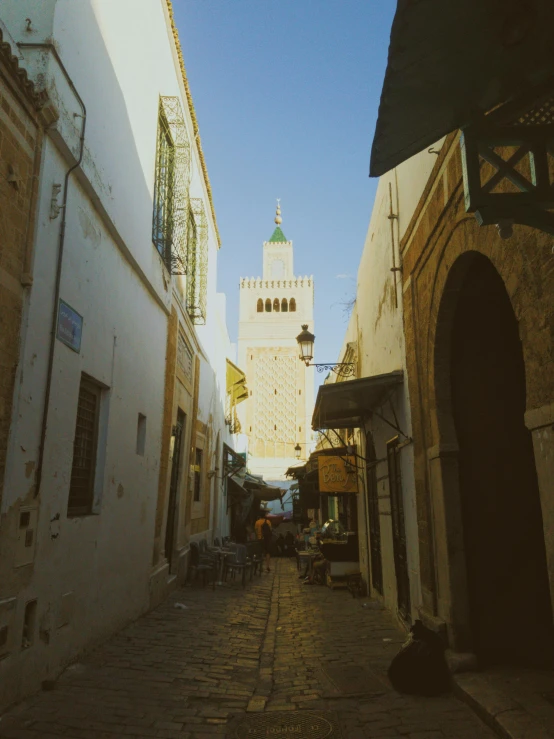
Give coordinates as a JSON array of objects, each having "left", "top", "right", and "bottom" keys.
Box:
[{"left": 0, "top": 559, "right": 497, "bottom": 739}]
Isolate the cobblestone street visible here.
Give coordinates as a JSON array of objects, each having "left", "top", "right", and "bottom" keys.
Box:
[{"left": 0, "top": 559, "right": 496, "bottom": 739}]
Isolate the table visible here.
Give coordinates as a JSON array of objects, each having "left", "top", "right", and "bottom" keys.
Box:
[{"left": 208, "top": 547, "right": 233, "bottom": 586}]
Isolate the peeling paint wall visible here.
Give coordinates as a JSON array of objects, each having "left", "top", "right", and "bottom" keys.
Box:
[{"left": 0, "top": 0, "right": 233, "bottom": 711}]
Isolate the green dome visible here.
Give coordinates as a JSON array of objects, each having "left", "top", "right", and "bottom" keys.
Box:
[{"left": 268, "top": 226, "right": 287, "bottom": 243}]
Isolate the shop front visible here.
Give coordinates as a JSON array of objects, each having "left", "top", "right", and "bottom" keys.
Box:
[
  {"left": 311, "top": 370, "right": 416, "bottom": 620},
  {"left": 224, "top": 446, "right": 284, "bottom": 541},
  {"left": 288, "top": 448, "right": 362, "bottom": 587}
]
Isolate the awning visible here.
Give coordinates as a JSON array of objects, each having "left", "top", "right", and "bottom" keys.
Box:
[
  {"left": 249, "top": 486, "right": 283, "bottom": 503},
  {"left": 228, "top": 477, "right": 254, "bottom": 521},
  {"left": 370, "top": 0, "right": 554, "bottom": 176},
  {"left": 285, "top": 464, "right": 307, "bottom": 479},
  {"left": 240, "top": 474, "right": 284, "bottom": 502},
  {"left": 228, "top": 474, "right": 249, "bottom": 497},
  {"left": 226, "top": 359, "right": 248, "bottom": 404},
  {"left": 312, "top": 371, "right": 403, "bottom": 430}
]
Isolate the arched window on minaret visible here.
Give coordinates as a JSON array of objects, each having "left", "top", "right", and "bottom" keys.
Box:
[
  {"left": 273, "top": 298, "right": 280, "bottom": 312},
  {"left": 281, "top": 298, "right": 288, "bottom": 312},
  {"left": 265, "top": 298, "right": 272, "bottom": 312},
  {"left": 290, "top": 298, "right": 296, "bottom": 312},
  {"left": 257, "top": 298, "right": 263, "bottom": 312}
]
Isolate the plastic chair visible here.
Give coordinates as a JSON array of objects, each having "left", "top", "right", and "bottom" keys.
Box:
[
  {"left": 224, "top": 544, "right": 252, "bottom": 587},
  {"left": 189, "top": 542, "right": 216, "bottom": 589}
]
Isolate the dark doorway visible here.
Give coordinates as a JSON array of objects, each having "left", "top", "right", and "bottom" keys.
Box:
[
  {"left": 387, "top": 436, "right": 411, "bottom": 621},
  {"left": 450, "top": 254, "right": 553, "bottom": 666},
  {"left": 321, "top": 494, "right": 329, "bottom": 523},
  {"left": 165, "top": 409, "right": 186, "bottom": 570},
  {"left": 365, "top": 431, "right": 383, "bottom": 594}
]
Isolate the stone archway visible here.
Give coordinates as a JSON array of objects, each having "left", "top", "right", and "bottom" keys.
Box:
[{"left": 433, "top": 251, "right": 553, "bottom": 666}]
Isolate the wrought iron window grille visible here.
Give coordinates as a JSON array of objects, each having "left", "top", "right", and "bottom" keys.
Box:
[
  {"left": 186, "top": 198, "right": 208, "bottom": 324},
  {"left": 152, "top": 96, "right": 191, "bottom": 274}
]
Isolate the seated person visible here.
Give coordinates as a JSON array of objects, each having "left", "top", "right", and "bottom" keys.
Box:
[{"left": 303, "top": 533, "right": 327, "bottom": 585}]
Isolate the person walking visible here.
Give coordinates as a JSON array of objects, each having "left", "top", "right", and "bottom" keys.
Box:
[{"left": 255, "top": 509, "right": 273, "bottom": 572}]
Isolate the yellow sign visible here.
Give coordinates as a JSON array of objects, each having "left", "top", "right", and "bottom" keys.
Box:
[{"left": 318, "top": 456, "right": 358, "bottom": 494}]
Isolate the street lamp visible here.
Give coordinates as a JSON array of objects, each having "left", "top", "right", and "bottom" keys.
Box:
[
  {"left": 294, "top": 443, "right": 302, "bottom": 460},
  {"left": 295, "top": 324, "right": 355, "bottom": 377},
  {"left": 296, "top": 324, "right": 315, "bottom": 364}
]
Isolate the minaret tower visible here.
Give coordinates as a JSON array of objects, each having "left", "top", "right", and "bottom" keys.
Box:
[{"left": 237, "top": 203, "right": 314, "bottom": 481}]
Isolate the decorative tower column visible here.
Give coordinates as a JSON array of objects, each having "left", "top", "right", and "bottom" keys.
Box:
[{"left": 237, "top": 203, "right": 314, "bottom": 481}]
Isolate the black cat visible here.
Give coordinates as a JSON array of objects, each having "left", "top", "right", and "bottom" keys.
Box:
[{"left": 387, "top": 619, "right": 451, "bottom": 696}]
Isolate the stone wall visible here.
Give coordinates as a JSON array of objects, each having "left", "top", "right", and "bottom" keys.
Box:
[{"left": 401, "top": 131, "right": 554, "bottom": 653}]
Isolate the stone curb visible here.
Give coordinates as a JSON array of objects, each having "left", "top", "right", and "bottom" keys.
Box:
[{"left": 453, "top": 674, "right": 554, "bottom": 739}]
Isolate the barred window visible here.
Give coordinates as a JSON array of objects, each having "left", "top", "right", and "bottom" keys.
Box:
[
  {"left": 152, "top": 106, "right": 175, "bottom": 270},
  {"left": 68, "top": 376, "right": 102, "bottom": 516},
  {"left": 185, "top": 200, "right": 209, "bottom": 324},
  {"left": 152, "top": 96, "right": 191, "bottom": 275}
]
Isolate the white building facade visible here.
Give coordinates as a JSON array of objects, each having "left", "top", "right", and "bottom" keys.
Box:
[
  {"left": 316, "top": 144, "right": 444, "bottom": 626},
  {"left": 238, "top": 205, "right": 314, "bottom": 481},
  {"left": 0, "top": 0, "right": 236, "bottom": 710}
]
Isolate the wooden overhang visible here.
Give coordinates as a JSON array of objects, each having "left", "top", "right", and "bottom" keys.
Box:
[
  {"left": 312, "top": 371, "right": 403, "bottom": 431},
  {"left": 370, "top": 0, "right": 554, "bottom": 177}
]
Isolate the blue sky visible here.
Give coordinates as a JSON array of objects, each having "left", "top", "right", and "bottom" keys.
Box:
[{"left": 175, "top": 0, "right": 395, "bottom": 383}]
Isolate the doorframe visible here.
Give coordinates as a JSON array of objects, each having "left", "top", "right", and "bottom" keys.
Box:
[
  {"left": 428, "top": 249, "right": 554, "bottom": 653},
  {"left": 164, "top": 408, "right": 186, "bottom": 571},
  {"left": 387, "top": 435, "right": 411, "bottom": 624}
]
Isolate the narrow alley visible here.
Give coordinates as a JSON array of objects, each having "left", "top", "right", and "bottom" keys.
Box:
[
  {"left": 1, "top": 3, "right": 553, "bottom": 737},
  {"left": 0, "top": 561, "right": 495, "bottom": 739}
]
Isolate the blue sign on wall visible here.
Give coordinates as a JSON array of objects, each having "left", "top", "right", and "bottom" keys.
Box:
[{"left": 56, "top": 300, "right": 83, "bottom": 353}]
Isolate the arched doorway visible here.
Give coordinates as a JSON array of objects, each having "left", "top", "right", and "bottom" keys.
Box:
[{"left": 442, "top": 253, "right": 553, "bottom": 666}]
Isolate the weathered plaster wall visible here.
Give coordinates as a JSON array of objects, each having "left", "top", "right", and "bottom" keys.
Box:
[
  {"left": 0, "top": 0, "right": 234, "bottom": 710},
  {"left": 331, "top": 142, "right": 445, "bottom": 622},
  {"left": 0, "top": 54, "right": 42, "bottom": 508},
  {"left": 400, "top": 131, "right": 554, "bottom": 649}
]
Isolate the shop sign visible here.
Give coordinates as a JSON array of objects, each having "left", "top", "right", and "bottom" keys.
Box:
[
  {"left": 318, "top": 455, "right": 358, "bottom": 494},
  {"left": 56, "top": 300, "right": 83, "bottom": 353}
]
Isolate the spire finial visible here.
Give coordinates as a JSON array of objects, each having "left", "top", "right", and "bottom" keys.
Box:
[{"left": 274, "top": 198, "right": 282, "bottom": 225}]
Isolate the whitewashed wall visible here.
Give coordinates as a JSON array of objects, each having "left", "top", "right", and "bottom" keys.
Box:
[
  {"left": 331, "top": 142, "right": 445, "bottom": 622},
  {"left": 0, "top": 0, "right": 231, "bottom": 710}
]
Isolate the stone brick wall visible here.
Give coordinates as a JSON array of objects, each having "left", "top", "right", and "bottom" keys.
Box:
[
  {"left": 400, "top": 130, "right": 554, "bottom": 643},
  {"left": 0, "top": 49, "right": 43, "bottom": 506}
]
